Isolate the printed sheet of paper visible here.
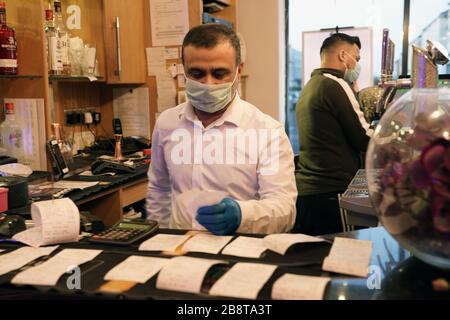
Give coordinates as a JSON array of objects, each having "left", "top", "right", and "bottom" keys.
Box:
[
  {"left": 13, "top": 198, "right": 80, "bottom": 248},
  {"left": 146, "top": 47, "right": 166, "bottom": 76},
  {"left": 104, "top": 256, "right": 169, "bottom": 284},
  {"left": 12, "top": 249, "right": 102, "bottom": 286},
  {"left": 221, "top": 236, "right": 267, "bottom": 258},
  {"left": 322, "top": 237, "right": 373, "bottom": 277},
  {"left": 271, "top": 274, "right": 330, "bottom": 300},
  {"left": 209, "top": 263, "right": 277, "bottom": 299},
  {"left": 164, "top": 47, "right": 179, "bottom": 60},
  {"left": 139, "top": 234, "right": 191, "bottom": 252},
  {"left": 52, "top": 180, "right": 99, "bottom": 190},
  {"left": 149, "top": 0, "right": 189, "bottom": 47},
  {"left": 175, "top": 188, "right": 228, "bottom": 230},
  {"left": 156, "top": 256, "right": 226, "bottom": 294},
  {"left": 182, "top": 234, "right": 233, "bottom": 254},
  {"left": 177, "top": 74, "right": 186, "bottom": 88},
  {"left": 113, "top": 87, "right": 151, "bottom": 139},
  {"left": 263, "top": 233, "right": 325, "bottom": 255},
  {"left": 156, "top": 72, "right": 177, "bottom": 112},
  {"left": 176, "top": 63, "right": 184, "bottom": 75},
  {"left": 0, "top": 246, "right": 58, "bottom": 276}
]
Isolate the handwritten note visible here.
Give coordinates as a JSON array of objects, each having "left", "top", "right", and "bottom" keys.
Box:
[
  {"left": 271, "top": 274, "right": 330, "bottom": 300},
  {"left": 0, "top": 246, "right": 58, "bottom": 276},
  {"left": 182, "top": 234, "right": 233, "bottom": 254},
  {"left": 156, "top": 72, "right": 177, "bottom": 112},
  {"left": 209, "top": 263, "right": 277, "bottom": 299},
  {"left": 104, "top": 256, "right": 169, "bottom": 284},
  {"left": 139, "top": 234, "right": 191, "bottom": 252},
  {"left": 175, "top": 188, "right": 228, "bottom": 230},
  {"left": 221, "top": 236, "right": 267, "bottom": 258},
  {"left": 146, "top": 47, "right": 166, "bottom": 76},
  {"left": 12, "top": 249, "right": 102, "bottom": 286},
  {"left": 263, "top": 233, "right": 325, "bottom": 255},
  {"left": 13, "top": 198, "right": 79, "bottom": 247},
  {"left": 156, "top": 256, "right": 226, "bottom": 294},
  {"left": 322, "top": 237, "right": 373, "bottom": 277}
]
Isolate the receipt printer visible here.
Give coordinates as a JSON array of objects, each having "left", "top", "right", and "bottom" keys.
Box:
[{"left": 0, "top": 176, "right": 29, "bottom": 210}]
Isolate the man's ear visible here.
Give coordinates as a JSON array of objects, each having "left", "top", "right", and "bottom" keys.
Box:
[
  {"left": 337, "top": 50, "right": 346, "bottom": 62},
  {"left": 238, "top": 62, "right": 244, "bottom": 76}
]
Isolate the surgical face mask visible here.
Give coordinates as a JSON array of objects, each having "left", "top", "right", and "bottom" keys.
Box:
[
  {"left": 343, "top": 51, "right": 361, "bottom": 84},
  {"left": 185, "top": 69, "right": 239, "bottom": 114}
]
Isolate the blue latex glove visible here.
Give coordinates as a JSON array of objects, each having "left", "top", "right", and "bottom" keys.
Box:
[{"left": 196, "top": 198, "right": 241, "bottom": 235}]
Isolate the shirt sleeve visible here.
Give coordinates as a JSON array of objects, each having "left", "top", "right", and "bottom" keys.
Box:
[
  {"left": 327, "top": 81, "right": 371, "bottom": 152},
  {"left": 146, "top": 121, "right": 172, "bottom": 227},
  {"left": 235, "top": 126, "right": 297, "bottom": 234}
]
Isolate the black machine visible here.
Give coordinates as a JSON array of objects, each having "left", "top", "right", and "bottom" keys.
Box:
[
  {"left": 90, "top": 159, "right": 136, "bottom": 175},
  {"left": 88, "top": 219, "right": 159, "bottom": 246},
  {"left": 47, "top": 139, "right": 69, "bottom": 178},
  {"left": 0, "top": 214, "right": 26, "bottom": 238}
]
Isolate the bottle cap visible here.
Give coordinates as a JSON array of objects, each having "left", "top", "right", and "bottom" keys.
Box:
[
  {"left": 0, "top": 3, "right": 5, "bottom": 10},
  {"left": 53, "top": 1, "right": 61, "bottom": 13},
  {"left": 45, "top": 9, "right": 53, "bottom": 21},
  {"left": 4, "top": 103, "right": 14, "bottom": 114}
]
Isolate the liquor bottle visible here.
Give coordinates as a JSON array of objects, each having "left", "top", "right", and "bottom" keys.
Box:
[
  {"left": 50, "top": 123, "right": 73, "bottom": 164},
  {"left": 0, "top": 103, "right": 23, "bottom": 159},
  {"left": 53, "top": 1, "right": 71, "bottom": 75},
  {"left": 45, "top": 3, "right": 62, "bottom": 75},
  {"left": 0, "top": 2, "right": 18, "bottom": 75}
]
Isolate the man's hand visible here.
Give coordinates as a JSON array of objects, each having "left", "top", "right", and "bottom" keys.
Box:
[{"left": 196, "top": 198, "right": 241, "bottom": 235}]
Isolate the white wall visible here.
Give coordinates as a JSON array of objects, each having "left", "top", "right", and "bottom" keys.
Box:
[{"left": 237, "top": 0, "right": 285, "bottom": 122}]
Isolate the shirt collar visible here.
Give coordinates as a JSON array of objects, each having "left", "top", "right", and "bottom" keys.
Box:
[
  {"left": 313, "top": 68, "right": 345, "bottom": 79},
  {"left": 178, "top": 93, "right": 244, "bottom": 128}
]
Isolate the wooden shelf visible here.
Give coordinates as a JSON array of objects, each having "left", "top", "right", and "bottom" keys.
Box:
[
  {"left": 0, "top": 75, "right": 43, "bottom": 79},
  {"left": 48, "top": 75, "right": 105, "bottom": 82}
]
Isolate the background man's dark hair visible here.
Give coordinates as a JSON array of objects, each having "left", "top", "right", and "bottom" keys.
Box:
[
  {"left": 182, "top": 23, "right": 241, "bottom": 66},
  {"left": 320, "top": 32, "right": 361, "bottom": 55}
]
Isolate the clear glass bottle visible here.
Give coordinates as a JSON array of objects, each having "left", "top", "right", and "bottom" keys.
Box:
[
  {"left": 51, "top": 123, "right": 73, "bottom": 165},
  {"left": 0, "top": 102, "right": 23, "bottom": 159},
  {"left": 45, "top": 3, "right": 62, "bottom": 75},
  {"left": 0, "top": 2, "right": 18, "bottom": 75},
  {"left": 53, "top": 0, "right": 71, "bottom": 75}
]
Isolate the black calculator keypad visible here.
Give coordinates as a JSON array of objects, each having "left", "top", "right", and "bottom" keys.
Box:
[{"left": 88, "top": 220, "right": 159, "bottom": 246}]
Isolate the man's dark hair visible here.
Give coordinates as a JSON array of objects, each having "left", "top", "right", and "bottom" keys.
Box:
[
  {"left": 320, "top": 32, "right": 361, "bottom": 55},
  {"left": 182, "top": 23, "right": 241, "bottom": 66}
]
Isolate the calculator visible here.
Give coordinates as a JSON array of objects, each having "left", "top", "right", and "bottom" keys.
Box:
[{"left": 88, "top": 219, "right": 159, "bottom": 246}]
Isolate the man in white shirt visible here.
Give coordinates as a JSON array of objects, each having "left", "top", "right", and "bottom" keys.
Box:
[{"left": 146, "top": 24, "right": 297, "bottom": 235}]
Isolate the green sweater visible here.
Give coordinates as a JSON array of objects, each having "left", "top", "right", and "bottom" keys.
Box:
[{"left": 295, "top": 68, "right": 370, "bottom": 196}]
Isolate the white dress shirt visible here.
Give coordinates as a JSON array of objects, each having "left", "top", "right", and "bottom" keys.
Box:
[{"left": 146, "top": 94, "right": 297, "bottom": 234}]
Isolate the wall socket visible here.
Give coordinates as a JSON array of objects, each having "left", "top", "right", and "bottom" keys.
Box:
[{"left": 65, "top": 108, "right": 98, "bottom": 125}]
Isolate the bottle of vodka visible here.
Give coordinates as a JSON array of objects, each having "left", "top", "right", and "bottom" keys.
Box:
[
  {"left": 53, "top": 0, "right": 71, "bottom": 75},
  {"left": 0, "top": 102, "right": 23, "bottom": 159},
  {"left": 45, "top": 3, "right": 63, "bottom": 75}
]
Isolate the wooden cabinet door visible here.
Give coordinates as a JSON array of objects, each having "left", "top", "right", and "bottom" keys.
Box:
[{"left": 103, "top": 0, "right": 146, "bottom": 84}]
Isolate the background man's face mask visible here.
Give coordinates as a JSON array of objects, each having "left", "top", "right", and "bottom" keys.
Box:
[
  {"left": 342, "top": 51, "right": 361, "bottom": 84},
  {"left": 185, "top": 69, "right": 239, "bottom": 114}
]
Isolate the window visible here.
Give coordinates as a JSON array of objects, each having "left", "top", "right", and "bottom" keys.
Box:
[
  {"left": 286, "top": 0, "right": 404, "bottom": 153},
  {"left": 409, "top": 0, "right": 450, "bottom": 75}
]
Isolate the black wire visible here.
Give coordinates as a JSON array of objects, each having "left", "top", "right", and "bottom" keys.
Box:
[{"left": 87, "top": 124, "right": 96, "bottom": 140}]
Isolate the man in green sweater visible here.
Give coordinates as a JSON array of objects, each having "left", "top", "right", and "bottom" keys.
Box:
[{"left": 294, "top": 33, "right": 372, "bottom": 235}]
